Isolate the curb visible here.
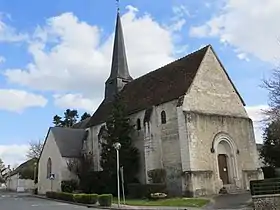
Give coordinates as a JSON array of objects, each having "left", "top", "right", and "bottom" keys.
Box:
[
  {"left": 30, "top": 195, "right": 199, "bottom": 209},
  {"left": 30, "top": 194, "right": 135, "bottom": 209}
]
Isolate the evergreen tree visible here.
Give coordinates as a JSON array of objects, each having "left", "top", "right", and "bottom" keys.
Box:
[
  {"left": 52, "top": 109, "right": 79, "bottom": 127},
  {"left": 100, "top": 95, "right": 140, "bottom": 190},
  {"left": 260, "top": 120, "right": 280, "bottom": 167},
  {"left": 80, "top": 112, "right": 91, "bottom": 121}
]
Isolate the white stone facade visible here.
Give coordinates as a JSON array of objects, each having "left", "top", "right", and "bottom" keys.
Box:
[
  {"left": 6, "top": 173, "right": 35, "bottom": 192},
  {"left": 85, "top": 47, "right": 263, "bottom": 196},
  {"left": 38, "top": 130, "right": 77, "bottom": 194}
]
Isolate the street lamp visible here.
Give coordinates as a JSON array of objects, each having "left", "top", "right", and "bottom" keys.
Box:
[
  {"left": 113, "top": 142, "right": 121, "bottom": 208},
  {"left": 7, "top": 165, "right": 11, "bottom": 190},
  {"left": 34, "top": 162, "right": 37, "bottom": 183}
]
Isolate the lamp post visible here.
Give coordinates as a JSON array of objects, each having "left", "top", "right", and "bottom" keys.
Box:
[
  {"left": 34, "top": 162, "right": 37, "bottom": 183},
  {"left": 7, "top": 165, "right": 10, "bottom": 190},
  {"left": 113, "top": 142, "right": 121, "bottom": 208}
]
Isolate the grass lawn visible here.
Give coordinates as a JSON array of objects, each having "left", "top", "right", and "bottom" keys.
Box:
[{"left": 113, "top": 198, "right": 210, "bottom": 208}]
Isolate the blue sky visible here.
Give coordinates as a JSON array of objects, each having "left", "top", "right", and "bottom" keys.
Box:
[{"left": 0, "top": 0, "right": 279, "bottom": 167}]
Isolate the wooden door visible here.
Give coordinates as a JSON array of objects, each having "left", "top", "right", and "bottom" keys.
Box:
[{"left": 218, "top": 154, "right": 229, "bottom": 184}]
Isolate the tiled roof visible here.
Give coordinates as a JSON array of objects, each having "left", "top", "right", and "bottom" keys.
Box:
[
  {"left": 51, "top": 127, "right": 86, "bottom": 158},
  {"left": 87, "top": 45, "right": 209, "bottom": 127}
]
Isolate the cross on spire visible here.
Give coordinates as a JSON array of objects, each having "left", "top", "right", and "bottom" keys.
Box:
[{"left": 116, "top": 0, "right": 120, "bottom": 12}]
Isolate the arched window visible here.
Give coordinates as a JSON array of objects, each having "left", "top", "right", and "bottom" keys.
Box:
[
  {"left": 137, "top": 118, "right": 141, "bottom": 130},
  {"left": 161, "top": 111, "right": 166, "bottom": 124},
  {"left": 47, "top": 158, "right": 52, "bottom": 178}
]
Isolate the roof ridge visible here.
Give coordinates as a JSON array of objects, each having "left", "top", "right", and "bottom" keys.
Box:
[
  {"left": 86, "top": 44, "right": 210, "bottom": 127},
  {"left": 124, "top": 44, "right": 210, "bottom": 85}
]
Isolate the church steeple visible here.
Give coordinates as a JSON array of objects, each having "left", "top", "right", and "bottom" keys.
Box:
[{"left": 105, "top": 9, "right": 133, "bottom": 102}]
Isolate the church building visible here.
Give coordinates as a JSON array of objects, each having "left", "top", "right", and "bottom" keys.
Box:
[{"left": 38, "top": 9, "right": 263, "bottom": 196}]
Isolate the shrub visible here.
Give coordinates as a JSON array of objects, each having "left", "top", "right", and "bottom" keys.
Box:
[
  {"left": 148, "top": 168, "right": 166, "bottom": 183},
  {"left": 98, "top": 194, "right": 113, "bottom": 207},
  {"left": 73, "top": 194, "right": 98, "bottom": 204},
  {"left": 127, "top": 183, "right": 167, "bottom": 199},
  {"left": 46, "top": 191, "right": 74, "bottom": 202},
  {"left": 61, "top": 180, "right": 78, "bottom": 193},
  {"left": 262, "top": 166, "right": 276, "bottom": 178}
]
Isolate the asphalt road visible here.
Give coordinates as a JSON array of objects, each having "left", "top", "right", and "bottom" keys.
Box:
[
  {"left": 0, "top": 192, "right": 102, "bottom": 210},
  {"left": 203, "top": 193, "right": 252, "bottom": 210}
]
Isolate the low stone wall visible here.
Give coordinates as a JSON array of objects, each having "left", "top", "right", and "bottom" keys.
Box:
[{"left": 252, "top": 194, "right": 280, "bottom": 210}]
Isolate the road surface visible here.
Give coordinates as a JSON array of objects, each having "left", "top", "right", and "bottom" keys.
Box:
[{"left": 0, "top": 192, "right": 102, "bottom": 210}]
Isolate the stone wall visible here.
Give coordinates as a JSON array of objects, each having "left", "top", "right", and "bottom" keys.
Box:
[
  {"left": 38, "top": 131, "right": 63, "bottom": 194},
  {"left": 183, "top": 46, "right": 247, "bottom": 118},
  {"left": 183, "top": 170, "right": 214, "bottom": 197},
  {"left": 252, "top": 194, "right": 280, "bottom": 210},
  {"left": 7, "top": 173, "right": 35, "bottom": 192},
  {"left": 184, "top": 112, "right": 261, "bottom": 194},
  {"left": 87, "top": 99, "right": 183, "bottom": 195}
]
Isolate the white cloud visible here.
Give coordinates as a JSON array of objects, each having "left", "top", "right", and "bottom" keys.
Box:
[
  {"left": 189, "top": 0, "right": 280, "bottom": 64},
  {"left": 0, "top": 14, "right": 28, "bottom": 42},
  {"left": 237, "top": 53, "right": 250, "bottom": 62},
  {"left": 53, "top": 94, "right": 99, "bottom": 112},
  {"left": 245, "top": 105, "right": 269, "bottom": 143},
  {"left": 0, "top": 56, "right": 5, "bottom": 64},
  {"left": 4, "top": 6, "right": 177, "bottom": 102},
  {"left": 0, "top": 89, "right": 47, "bottom": 112},
  {"left": 0, "top": 144, "right": 29, "bottom": 168}
]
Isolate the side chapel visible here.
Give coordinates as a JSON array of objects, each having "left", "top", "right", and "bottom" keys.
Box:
[{"left": 38, "top": 9, "right": 263, "bottom": 196}]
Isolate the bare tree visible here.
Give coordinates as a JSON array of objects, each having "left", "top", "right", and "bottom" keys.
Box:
[
  {"left": 262, "top": 67, "right": 280, "bottom": 121},
  {"left": 26, "top": 140, "right": 44, "bottom": 159}
]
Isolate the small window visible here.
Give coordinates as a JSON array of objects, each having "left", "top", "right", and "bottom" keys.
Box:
[
  {"left": 161, "top": 111, "right": 166, "bottom": 124},
  {"left": 137, "top": 118, "right": 141, "bottom": 130}
]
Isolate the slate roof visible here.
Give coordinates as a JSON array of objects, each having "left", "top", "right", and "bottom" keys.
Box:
[
  {"left": 87, "top": 45, "right": 209, "bottom": 127},
  {"left": 72, "top": 118, "right": 90, "bottom": 129},
  {"left": 51, "top": 127, "right": 86, "bottom": 158},
  {"left": 87, "top": 45, "right": 245, "bottom": 127}
]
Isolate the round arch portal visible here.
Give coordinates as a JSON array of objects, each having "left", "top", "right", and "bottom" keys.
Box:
[{"left": 212, "top": 132, "right": 239, "bottom": 186}]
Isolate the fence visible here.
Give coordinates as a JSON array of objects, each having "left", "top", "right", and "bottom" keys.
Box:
[{"left": 250, "top": 178, "right": 280, "bottom": 196}]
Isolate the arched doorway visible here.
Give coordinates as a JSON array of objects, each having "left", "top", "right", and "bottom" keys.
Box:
[
  {"left": 218, "top": 154, "right": 229, "bottom": 184},
  {"left": 213, "top": 133, "right": 238, "bottom": 186}
]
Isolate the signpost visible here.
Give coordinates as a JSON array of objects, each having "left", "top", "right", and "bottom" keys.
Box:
[{"left": 49, "top": 174, "right": 55, "bottom": 192}]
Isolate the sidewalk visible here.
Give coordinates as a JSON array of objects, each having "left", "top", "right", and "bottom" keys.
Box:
[{"left": 32, "top": 194, "right": 202, "bottom": 210}]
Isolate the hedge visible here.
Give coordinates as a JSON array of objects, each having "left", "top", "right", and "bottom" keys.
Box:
[
  {"left": 127, "top": 183, "right": 167, "bottom": 199},
  {"left": 46, "top": 191, "right": 112, "bottom": 206},
  {"left": 98, "top": 194, "right": 113, "bottom": 207},
  {"left": 73, "top": 193, "right": 98, "bottom": 204},
  {"left": 46, "top": 191, "right": 74, "bottom": 202}
]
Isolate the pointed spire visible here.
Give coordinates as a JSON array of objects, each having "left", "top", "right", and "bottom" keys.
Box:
[
  {"left": 105, "top": 7, "right": 133, "bottom": 102},
  {"left": 109, "top": 12, "right": 132, "bottom": 80}
]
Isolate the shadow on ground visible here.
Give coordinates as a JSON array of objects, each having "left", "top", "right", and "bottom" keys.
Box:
[{"left": 203, "top": 193, "right": 252, "bottom": 209}]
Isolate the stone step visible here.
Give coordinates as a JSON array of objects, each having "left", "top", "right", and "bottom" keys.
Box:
[{"left": 220, "top": 185, "right": 249, "bottom": 195}]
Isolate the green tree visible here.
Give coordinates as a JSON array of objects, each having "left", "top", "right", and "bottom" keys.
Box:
[
  {"left": 63, "top": 109, "right": 79, "bottom": 127},
  {"left": 100, "top": 95, "right": 140, "bottom": 190},
  {"left": 260, "top": 120, "right": 280, "bottom": 167},
  {"left": 53, "top": 115, "right": 63, "bottom": 127},
  {"left": 67, "top": 154, "right": 95, "bottom": 193},
  {"left": 52, "top": 109, "right": 79, "bottom": 127},
  {"left": 80, "top": 112, "right": 91, "bottom": 121}
]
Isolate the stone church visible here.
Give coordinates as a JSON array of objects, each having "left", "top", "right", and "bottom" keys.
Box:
[{"left": 38, "top": 11, "right": 263, "bottom": 196}]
